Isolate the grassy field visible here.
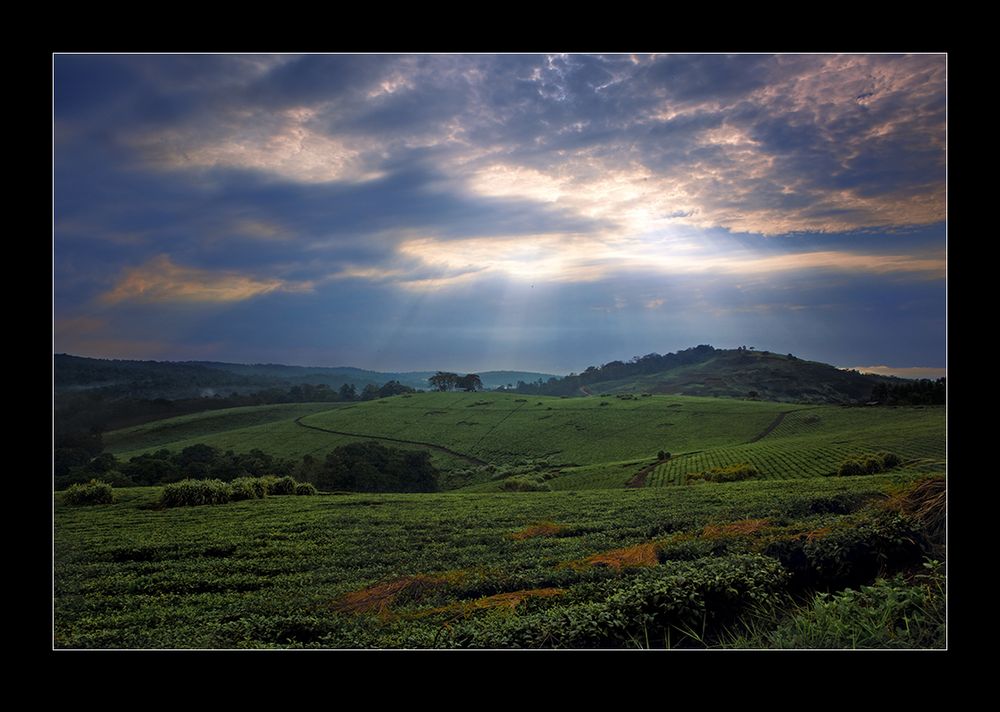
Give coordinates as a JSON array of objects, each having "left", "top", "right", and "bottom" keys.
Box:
[
  {"left": 54, "top": 471, "right": 943, "bottom": 649},
  {"left": 103, "top": 394, "right": 945, "bottom": 493}
]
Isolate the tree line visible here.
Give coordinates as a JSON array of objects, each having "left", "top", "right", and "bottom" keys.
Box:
[
  {"left": 869, "top": 378, "right": 945, "bottom": 405},
  {"left": 56, "top": 441, "right": 438, "bottom": 493}
]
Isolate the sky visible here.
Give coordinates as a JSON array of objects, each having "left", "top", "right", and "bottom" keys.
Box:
[{"left": 53, "top": 53, "right": 946, "bottom": 376}]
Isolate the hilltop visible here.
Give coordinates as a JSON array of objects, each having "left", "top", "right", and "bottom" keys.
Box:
[{"left": 514, "top": 346, "right": 922, "bottom": 404}]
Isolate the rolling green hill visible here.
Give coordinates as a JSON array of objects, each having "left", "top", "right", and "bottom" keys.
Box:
[
  {"left": 104, "top": 392, "right": 944, "bottom": 493},
  {"left": 575, "top": 349, "right": 903, "bottom": 403}
]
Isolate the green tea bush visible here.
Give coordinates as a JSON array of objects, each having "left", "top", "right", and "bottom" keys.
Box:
[
  {"left": 688, "top": 463, "right": 760, "bottom": 483},
  {"left": 837, "top": 460, "right": 865, "bottom": 477},
  {"left": 837, "top": 452, "right": 901, "bottom": 477},
  {"left": 160, "top": 479, "right": 233, "bottom": 507},
  {"left": 295, "top": 482, "right": 317, "bottom": 496},
  {"left": 862, "top": 456, "right": 884, "bottom": 475},
  {"left": 230, "top": 477, "right": 266, "bottom": 501},
  {"left": 878, "top": 452, "right": 902, "bottom": 469},
  {"left": 63, "top": 479, "right": 115, "bottom": 505},
  {"left": 763, "top": 511, "right": 926, "bottom": 590},
  {"left": 448, "top": 554, "right": 787, "bottom": 648}
]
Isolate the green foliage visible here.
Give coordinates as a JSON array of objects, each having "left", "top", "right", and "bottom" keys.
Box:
[
  {"left": 837, "top": 451, "right": 902, "bottom": 477},
  {"left": 838, "top": 460, "right": 865, "bottom": 477},
  {"left": 266, "top": 476, "right": 298, "bottom": 495},
  {"left": 56, "top": 474, "right": 939, "bottom": 648},
  {"left": 448, "top": 555, "right": 786, "bottom": 648},
  {"left": 728, "top": 560, "right": 945, "bottom": 649},
  {"left": 763, "top": 510, "right": 926, "bottom": 590},
  {"left": 160, "top": 479, "right": 233, "bottom": 507},
  {"left": 688, "top": 463, "right": 760, "bottom": 483},
  {"left": 63, "top": 479, "right": 116, "bottom": 505},
  {"left": 500, "top": 476, "right": 552, "bottom": 492},
  {"left": 230, "top": 477, "right": 266, "bottom": 501},
  {"left": 318, "top": 442, "right": 438, "bottom": 493},
  {"left": 879, "top": 452, "right": 902, "bottom": 469},
  {"left": 294, "top": 482, "right": 318, "bottom": 496}
]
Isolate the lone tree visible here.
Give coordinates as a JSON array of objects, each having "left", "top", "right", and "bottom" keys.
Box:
[
  {"left": 456, "top": 373, "right": 483, "bottom": 392},
  {"left": 747, "top": 390, "right": 759, "bottom": 400}
]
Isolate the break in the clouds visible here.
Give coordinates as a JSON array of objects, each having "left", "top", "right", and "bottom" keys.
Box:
[{"left": 54, "top": 53, "right": 946, "bottom": 373}]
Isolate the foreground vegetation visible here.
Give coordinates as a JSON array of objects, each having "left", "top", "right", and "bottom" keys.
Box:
[{"left": 54, "top": 472, "right": 944, "bottom": 649}]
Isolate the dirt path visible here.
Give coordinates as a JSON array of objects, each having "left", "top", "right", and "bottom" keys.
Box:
[
  {"left": 626, "top": 458, "right": 662, "bottom": 489},
  {"left": 746, "top": 406, "right": 822, "bottom": 444},
  {"left": 579, "top": 386, "right": 592, "bottom": 396},
  {"left": 293, "top": 416, "right": 489, "bottom": 467},
  {"left": 747, "top": 411, "right": 789, "bottom": 443}
]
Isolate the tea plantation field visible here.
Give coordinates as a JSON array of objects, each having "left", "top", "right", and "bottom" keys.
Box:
[
  {"left": 104, "top": 393, "right": 943, "bottom": 492},
  {"left": 54, "top": 472, "right": 944, "bottom": 649}
]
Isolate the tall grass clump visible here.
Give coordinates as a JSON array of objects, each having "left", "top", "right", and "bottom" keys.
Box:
[
  {"left": 230, "top": 477, "right": 266, "bottom": 501},
  {"left": 501, "top": 476, "right": 551, "bottom": 492},
  {"left": 262, "top": 475, "right": 298, "bottom": 495},
  {"left": 295, "top": 482, "right": 317, "bottom": 496},
  {"left": 160, "top": 479, "right": 233, "bottom": 507},
  {"left": 63, "top": 479, "right": 115, "bottom": 505},
  {"left": 726, "top": 560, "right": 945, "bottom": 649},
  {"left": 837, "top": 452, "right": 902, "bottom": 477}
]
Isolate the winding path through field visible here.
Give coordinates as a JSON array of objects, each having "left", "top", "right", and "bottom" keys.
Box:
[
  {"left": 293, "top": 416, "right": 489, "bottom": 466},
  {"left": 745, "top": 406, "right": 821, "bottom": 444},
  {"left": 747, "top": 411, "right": 789, "bottom": 444}
]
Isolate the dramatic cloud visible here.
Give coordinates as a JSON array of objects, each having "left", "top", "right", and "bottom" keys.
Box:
[{"left": 53, "top": 53, "right": 947, "bottom": 372}]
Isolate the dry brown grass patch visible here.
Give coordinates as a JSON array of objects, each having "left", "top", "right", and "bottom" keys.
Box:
[
  {"left": 510, "top": 522, "right": 566, "bottom": 540},
  {"left": 412, "top": 588, "right": 566, "bottom": 619},
  {"left": 330, "top": 571, "right": 466, "bottom": 618},
  {"left": 700, "top": 518, "right": 771, "bottom": 540},
  {"left": 561, "top": 542, "right": 660, "bottom": 571},
  {"left": 881, "top": 476, "right": 945, "bottom": 539}
]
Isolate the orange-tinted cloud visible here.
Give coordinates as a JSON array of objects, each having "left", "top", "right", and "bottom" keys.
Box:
[{"left": 99, "top": 255, "right": 312, "bottom": 305}]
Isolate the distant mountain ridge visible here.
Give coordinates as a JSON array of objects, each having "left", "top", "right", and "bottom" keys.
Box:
[{"left": 54, "top": 354, "right": 557, "bottom": 400}]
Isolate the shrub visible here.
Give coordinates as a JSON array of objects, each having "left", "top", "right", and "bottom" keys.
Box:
[
  {"left": 862, "top": 456, "right": 884, "bottom": 475},
  {"left": 837, "top": 452, "right": 901, "bottom": 477},
  {"left": 230, "top": 477, "right": 266, "bottom": 501},
  {"left": 160, "top": 479, "right": 233, "bottom": 507},
  {"left": 295, "top": 482, "right": 318, "bottom": 496},
  {"left": 879, "top": 452, "right": 902, "bottom": 470},
  {"left": 688, "top": 463, "right": 760, "bottom": 483},
  {"left": 266, "top": 476, "right": 298, "bottom": 495},
  {"left": 837, "top": 460, "right": 865, "bottom": 477},
  {"left": 63, "top": 479, "right": 115, "bottom": 505}
]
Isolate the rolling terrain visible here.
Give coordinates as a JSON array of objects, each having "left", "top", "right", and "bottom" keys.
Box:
[{"left": 104, "top": 392, "right": 945, "bottom": 492}]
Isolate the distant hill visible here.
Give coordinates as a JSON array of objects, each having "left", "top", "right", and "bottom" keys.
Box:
[
  {"left": 54, "top": 354, "right": 557, "bottom": 400},
  {"left": 514, "top": 346, "right": 915, "bottom": 404}
]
